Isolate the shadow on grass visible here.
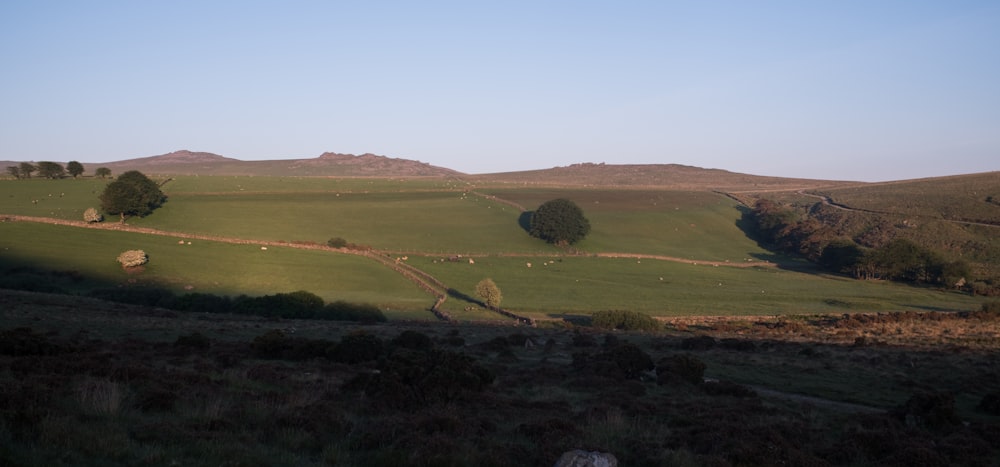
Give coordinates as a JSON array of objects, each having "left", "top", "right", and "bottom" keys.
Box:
[
  {"left": 447, "top": 288, "right": 485, "bottom": 308},
  {"left": 518, "top": 211, "right": 534, "bottom": 234}
]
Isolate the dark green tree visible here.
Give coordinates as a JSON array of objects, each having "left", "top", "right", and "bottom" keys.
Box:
[
  {"left": 819, "top": 238, "right": 866, "bottom": 274},
  {"left": 18, "top": 162, "right": 36, "bottom": 179},
  {"left": 99, "top": 170, "right": 166, "bottom": 223},
  {"left": 529, "top": 198, "right": 591, "bottom": 245},
  {"left": 95, "top": 167, "right": 112, "bottom": 179},
  {"left": 66, "top": 161, "right": 84, "bottom": 178},
  {"left": 36, "top": 161, "right": 65, "bottom": 179}
]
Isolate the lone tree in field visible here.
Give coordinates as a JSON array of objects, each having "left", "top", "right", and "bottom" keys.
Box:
[
  {"left": 475, "top": 278, "right": 503, "bottom": 310},
  {"left": 6, "top": 166, "right": 21, "bottom": 179},
  {"left": 529, "top": 198, "right": 591, "bottom": 245},
  {"left": 95, "top": 167, "right": 112, "bottom": 179},
  {"left": 67, "top": 161, "right": 85, "bottom": 178},
  {"left": 99, "top": 170, "right": 166, "bottom": 223}
]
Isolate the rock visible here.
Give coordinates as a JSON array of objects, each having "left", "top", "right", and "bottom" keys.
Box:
[{"left": 554, "top": 450, "right": 618, "bottom": 467}]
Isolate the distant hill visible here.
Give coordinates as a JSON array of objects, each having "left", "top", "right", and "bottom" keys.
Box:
[
  {"left": 470, "top": 162, "right": 857, "bottom": 191},
  {"left": 97, "top": 150, "right": 463, "bottom": 178}
]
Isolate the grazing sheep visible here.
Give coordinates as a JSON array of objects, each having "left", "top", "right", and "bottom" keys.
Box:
[{"left": 261, "top": 246, "right": 268, "bottom": 251}]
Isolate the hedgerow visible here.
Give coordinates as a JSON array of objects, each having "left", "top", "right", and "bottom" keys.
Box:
[{"left": 591, "top": 310, "right": 661, "bottom": 331}]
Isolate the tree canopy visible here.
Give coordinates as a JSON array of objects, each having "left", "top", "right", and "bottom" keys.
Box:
[
  {"left": 36, "top": 161, "right": 65, "bottom": 179},
  {"left": 99, "top": 170, "right": 166, "bottom": 222},
  {"left": 95, "top": 167, "right": 112, "bottom": 178},
  {"left": 475, "top": 278, "right": 502, "bottom": 309},
  {"left": 67, "top": 161, "right": 85, "bottom": 178},
  {"left": 529, "top": 198, "right": 591, "bottom": 245}
]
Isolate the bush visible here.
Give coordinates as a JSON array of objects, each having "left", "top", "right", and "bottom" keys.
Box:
[
  {"left": 391, "top": 330, "right": 434, "bottom": 351},
  {"left": 894, "top": 392, "right": 961, "bottom": 430},
  {"left": 116, "top": 250, "right": 148, "bottom": 268},
  {"left": 83, "top": 207, "right": 103, "bottom": 223},
  {"left": 656, "top": 354, "right": 706, "bottom": 385},
  {"left": 977, "top": 392, "right": 1000, "bottom": 415},
  {"left": 318, "top": 300, "right": 387, "bottom": 323},
  {"left": 327, "top": 237, "right": 348, "bottom": 248},
  {"left": 591, "top": 310, "right": 661, "bottom": 331},
  {"left": 350, "top": 348, "right": 494, "bottom": 407},
  {"left": 174, "top": 332, "right": 210, "bottom": 351},
  {"left": 330, "top": 331, "right": 384, "bottom": 364},
  {"left": 88, "top": 286, "right": 175, "bottom": 307}
]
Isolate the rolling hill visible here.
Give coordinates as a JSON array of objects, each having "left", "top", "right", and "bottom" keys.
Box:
[{"left": 95, "top": 150, "right": 464, "bottom": 178}]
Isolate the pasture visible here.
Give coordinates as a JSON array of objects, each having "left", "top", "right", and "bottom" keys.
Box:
[
  {"left": 423, "top": 255, "right": 984, "bottom": 318},
  {"left": 0, "top": 222, "right": 432, "bottom": 314},
  {"left": 0, "top": 176, "right": 990, "bottom": 320}
]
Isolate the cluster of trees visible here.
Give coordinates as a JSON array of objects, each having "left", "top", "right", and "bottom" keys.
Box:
[
  {"left": 5, "top": 161, "right": 102, "bottom": 179},
  {"left": 751, "top": 199, "right": 970, "bottom": 288}
]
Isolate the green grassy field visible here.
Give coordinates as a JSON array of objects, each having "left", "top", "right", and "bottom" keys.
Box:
[
  {"left": 0, "top": 222, "right": 432, "bottom": 313},
  {"left": 422, "top": 255, "right": 983, "bottom": 318},
  {"left": 0, "top": 176, "right": 990, "bottom": 320}
]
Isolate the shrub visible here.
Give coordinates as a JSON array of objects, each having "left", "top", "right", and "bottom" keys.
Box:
[
  {"left": 656, "top": 354, "right": 706, "bottom": 385},
  {"left": 894, "top": 392, "right": 961, "bottom": 430},
  {"left": 680, "top": 335, "right": 717, "bottom": 350},
  {"left": 83, "top": 207, "right": 103, "bottom": 223},
  {"left": 977, "top": 392, "right": 1000, "bottom": 415},
  {"left": 174, "top": 332, "right": 211, "bottom": 351},
  {"left": 318, "top": 300, "right": 387, "bottom": 323},
  {"left": 117, "top": 250, "right": 148, "bottom": 268},
  {"left": 391, "top": 330, "right": 434, "bottom": 351},
  {"left": 88, "top": 286, "right": 175, "bottom": 307},
  {"left": 350, "top": 348, "right": 494, "bottom": 407},
  {"left": 591, "top": 310, "right": 661, "bottom": 332},
  {"left": 327, "top": 237, "right": 348, "bottom": 248},
  {"left": 330, "top": 331, "right": 384, "bottom": 364}
]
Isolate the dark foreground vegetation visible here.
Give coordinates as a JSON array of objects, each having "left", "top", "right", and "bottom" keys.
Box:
[{"left": 2, "top": 290, "right": 999, "bottom": 466}]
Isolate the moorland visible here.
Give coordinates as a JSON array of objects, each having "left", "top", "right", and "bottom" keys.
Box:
[{"left": 1, "top": 151, "right": 999, "bottom": 466}]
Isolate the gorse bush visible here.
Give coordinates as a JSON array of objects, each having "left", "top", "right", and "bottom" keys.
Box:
[
  {"left": 116, "top": 250, "right": 148, "bottom": 268},
  {"left": 591, "top": 310, "right": 661, "bottom": 331},
  {"left": 83, "top": 207, "right": 103, "bottom": 223}
]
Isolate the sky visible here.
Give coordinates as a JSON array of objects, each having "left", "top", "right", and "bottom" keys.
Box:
[{"left": 2, "top": 1, "right": 998, "bottom": 182}]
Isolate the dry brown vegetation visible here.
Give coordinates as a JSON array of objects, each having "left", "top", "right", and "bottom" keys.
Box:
[{"left": 2, "top": 289, "right": 998, "bottom": 466}]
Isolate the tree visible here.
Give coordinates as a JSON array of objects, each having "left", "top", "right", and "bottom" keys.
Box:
[
  {"left": 36, "top": 161, "right": 65, "bottom": 179},
  {"left": 6, "top": 166, "right": 20, "bottom": 179},
  {"left": 819, "top": 238, "right": 865, "bottom": 274},
  {"left": 95, "top": 167, "right": 112, "bottom": 179},
  {"left": 99, "top": 170, "right": 166, "bottom": 223},
  {"left": 529, "top": 198, "right": 591, "bottom": 245},
  {"left": 67, "top": 161, "right": 84, "bottom": 178},
  {"left": 18, "top": 162, "right": 36, "bottom": 179},
  {"left": 475, "top": 278, "right": 503, "bottom": 309}
]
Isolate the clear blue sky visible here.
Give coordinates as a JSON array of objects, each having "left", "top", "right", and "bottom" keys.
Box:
[{"left": 2, "top": 1, "right": 998, "bottom": 181}]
